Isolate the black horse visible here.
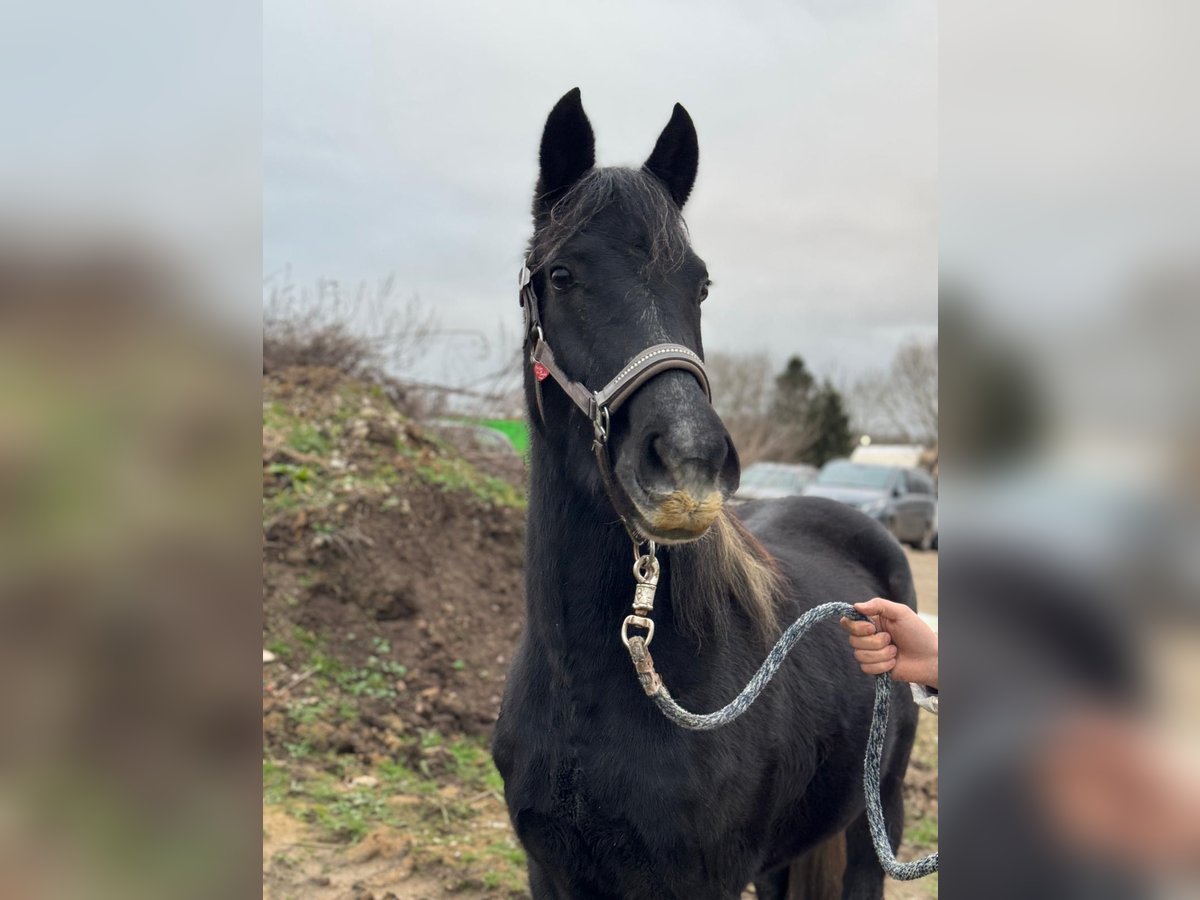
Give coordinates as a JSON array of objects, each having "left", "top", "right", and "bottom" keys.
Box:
[{"left": 492, "top": 89, "right": 919, "bottom": 900}]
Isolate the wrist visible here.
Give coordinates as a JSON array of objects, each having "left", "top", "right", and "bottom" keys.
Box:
[{"left": 922, "top": 655, "right": 938, "bottom": 691}]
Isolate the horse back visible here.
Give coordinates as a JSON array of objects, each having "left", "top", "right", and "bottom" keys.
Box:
[{"left": 735, "top": 495, "right": 918, "bottom": 615}]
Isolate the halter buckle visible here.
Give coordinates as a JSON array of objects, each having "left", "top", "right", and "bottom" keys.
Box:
[{"left": 589, "top": 398, "right": 610, "bottom": 448}]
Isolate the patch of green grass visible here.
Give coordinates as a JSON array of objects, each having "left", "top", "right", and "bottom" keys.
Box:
[
  {"left": 262, "top": 449, "right": 410, "bottom": 527},
  {"left": 333, "top": 654, "right": 408, "bottom": 700},
  {"left": 476, "top": 838, "right": 528, "bottom": 893},
  {"left": 308, "top": 649, "right": 343, "bottom": 677},
  {"left": 287, "top": 698, "right": 331, "bottom": 726},
  {"left": 446, "top": 737, "right": 506, "bottom": 794},
  {"left": 287, "top": 422, "right": 332, "bottom": 456},
  {"left": 293, "top": 626, "right": 319, "bottom": 647},
  {"left": 263, "top": 760, "right": 291, "bottom": 804},
  {"left": 486, "top": 838, "right": 526, "bottom": 869},
  {"left": 265, "top": 384, "right": 526, "bottom": 532},
  {"left": 414, "top": 458, "right": 525, "bottom": 508},
  {"left": 267, "top": 461, "right": 314, "bottom": 484},
  {"left": 907, "top": 813, "right": 939, "bottom": 848},
  {"left": 283, "top": 740, "right": 313, "bottom": 759},
  {"left": 307, "top": 788, "right": 394, "bottom": 842},
  {"left": 267, "top": 765, "right": 400, "bottom": 844},
  {"left": 377, "top": 759, "right": 439, "bottom": 796},
  {"left": 266, "top": 638, "right": 294, "bottom": 660},
  {"left": 265, "top": 742, "right": 521, "bottom": 889},
  {"left": 263, "top": 400, "right": 294, "bottom": 434}
]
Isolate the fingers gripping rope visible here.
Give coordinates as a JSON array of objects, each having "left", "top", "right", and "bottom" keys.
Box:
[{"left": 625, "top": 601, "right": 939, "bottom": 881}]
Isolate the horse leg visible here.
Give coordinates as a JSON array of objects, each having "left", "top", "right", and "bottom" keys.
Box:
[
  {"left": 752, "top": 865, "right": 790, "bottom": 900},
  {"left": 839, "top": 809, "right": 885, "bottom": 900},
  {"left": 774, "top": 833, "right": 845, "bottom": 900},
  {"left": 527, "top": 857, "right": 562, "bottom": 900},
  {"left": 840, "top": 740, "right": 911, "bottom": 899}
]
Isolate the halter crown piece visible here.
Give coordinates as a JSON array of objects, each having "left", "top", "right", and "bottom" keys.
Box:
[{"left": 518, "top": 260, "right": 711, "bottom": 540}]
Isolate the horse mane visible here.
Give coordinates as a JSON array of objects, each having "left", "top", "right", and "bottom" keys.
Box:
[
  {"left": 528, "top": 167, "right": 690, "bottom": 275},
  {"left": 669, "top": 509, "right": 783, "bottom": 645}
]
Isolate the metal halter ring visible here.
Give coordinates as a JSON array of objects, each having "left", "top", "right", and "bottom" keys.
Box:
[
  {"left": 620, "top": 614, "right": 656, "bottom": 649},
  {"left": 632, "top": 539, "right": 657, "bottom": 567},
  {"left": 632, "top": 552, "right": 660, "bottom": 584}
]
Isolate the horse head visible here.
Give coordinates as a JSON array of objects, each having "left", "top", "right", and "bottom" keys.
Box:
[{"left": 525, "top": 88, "right": 740, "bottom": 544}]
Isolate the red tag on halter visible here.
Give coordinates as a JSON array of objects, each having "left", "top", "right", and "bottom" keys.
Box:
[{"left": 533, "top": 361, "right": 550, "bottom": 382}]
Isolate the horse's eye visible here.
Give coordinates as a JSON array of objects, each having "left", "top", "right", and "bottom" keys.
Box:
[
  {"left": 699, "top": 280, "right": 711, "bottom": 303},
  {"left": 549, "top": 267, "right": 573, "bottom": 291}
]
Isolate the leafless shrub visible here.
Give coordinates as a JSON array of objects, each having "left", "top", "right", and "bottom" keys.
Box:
[
  {"left": 848, "top": 337, "right": 938, "bottom": 443},
  {"left": 707, "top": 352, "right": 817, "bottom": 464},
  {"left": 263, "top": 270, "right": 439, "bottom": 379}
]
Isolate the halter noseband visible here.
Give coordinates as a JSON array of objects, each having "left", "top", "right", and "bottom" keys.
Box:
[{"left": 519, "top": 260, "right": 711, "bottom": 539}]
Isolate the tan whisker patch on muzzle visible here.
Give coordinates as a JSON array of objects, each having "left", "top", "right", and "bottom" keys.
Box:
[{"left": 651, "top": 491, "right": 724, "bottom": 533}]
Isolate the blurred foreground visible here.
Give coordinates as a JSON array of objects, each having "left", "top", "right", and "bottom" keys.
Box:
[{"left": 0, "top": 253, "right": 261, "bottom": 898}]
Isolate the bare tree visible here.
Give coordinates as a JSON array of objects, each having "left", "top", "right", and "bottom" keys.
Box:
[{"left": 849, "top": 337, "right": 938, "bottom": 443}]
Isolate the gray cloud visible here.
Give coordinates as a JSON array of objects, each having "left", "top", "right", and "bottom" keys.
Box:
[{"left": 265, "top": 0, "right": 936, "bottom": 384}]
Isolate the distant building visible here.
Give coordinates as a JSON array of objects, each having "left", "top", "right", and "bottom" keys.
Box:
[{"left": 849, "top": 442, "right": 926, "bottom": 469}]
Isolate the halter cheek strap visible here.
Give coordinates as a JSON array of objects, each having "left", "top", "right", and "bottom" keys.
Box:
[{"left": 519, "top": 261, "right": 712, "bottom": 537}]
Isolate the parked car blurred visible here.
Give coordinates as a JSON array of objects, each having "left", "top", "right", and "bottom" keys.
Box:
[
  {"left": 802, "top": 459, "right": 938, "bottom": 550},
  {"left": 734, "top": 462, "right": 818, "bottom": 501}
]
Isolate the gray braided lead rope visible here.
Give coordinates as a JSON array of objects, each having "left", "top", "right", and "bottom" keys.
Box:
[{"left": 647, "top": 601, "right": 939, "bottom": 881}]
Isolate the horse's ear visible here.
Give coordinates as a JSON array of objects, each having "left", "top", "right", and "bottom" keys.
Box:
[
  {"left": 643, "top": 103, "right": 698, "bottom": 208},
  {"left": 537, "top": 88, "right": 595, "bottom": 210}
]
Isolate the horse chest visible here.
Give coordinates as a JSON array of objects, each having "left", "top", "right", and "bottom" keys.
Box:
[{"left": 496, "top": 674, "right": 748, "bottom": 853}]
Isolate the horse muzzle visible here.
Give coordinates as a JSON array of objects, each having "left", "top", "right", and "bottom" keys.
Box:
[{"left": 616, "top": 397, "right": 740, "bottom": 543}]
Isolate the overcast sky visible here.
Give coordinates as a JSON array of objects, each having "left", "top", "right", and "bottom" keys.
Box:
[{"left": 264, "top": 0, "right": 936, "bottom": 388}]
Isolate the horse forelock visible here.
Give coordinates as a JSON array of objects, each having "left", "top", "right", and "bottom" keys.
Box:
[{"left": 528, "top": 167, "right": 690, "bottom": 275}]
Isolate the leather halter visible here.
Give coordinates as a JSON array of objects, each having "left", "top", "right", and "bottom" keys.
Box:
[{"left": 519, "top": 260, "right": 711, "bottom": 539}]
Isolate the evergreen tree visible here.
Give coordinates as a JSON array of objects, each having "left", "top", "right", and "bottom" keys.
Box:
[
  {"left": 770, "top": 355, "right": 815, "bottom": 425},
  {"left": 765, "top": 356, "right": 853, "bottom": 466},
  {"left": 802, "top": 379, "right": 854, "bottom": 466}
]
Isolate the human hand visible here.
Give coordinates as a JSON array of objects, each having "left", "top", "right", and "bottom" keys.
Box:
[{"left": 839, "top": 597, "right": 938, "bottom": 688}]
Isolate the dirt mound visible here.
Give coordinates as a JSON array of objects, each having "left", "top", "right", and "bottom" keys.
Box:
[{"left": 263, "top": 366, "right": 526, "bottom": 763}]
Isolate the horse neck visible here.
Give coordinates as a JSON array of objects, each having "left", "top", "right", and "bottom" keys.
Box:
[{"left": 523, "top": 433, "right": 656, "bottom": 662}]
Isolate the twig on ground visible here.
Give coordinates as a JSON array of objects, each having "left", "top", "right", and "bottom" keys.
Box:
[{"left": 277, "top": 667, "right": 318, "bottom": 695}]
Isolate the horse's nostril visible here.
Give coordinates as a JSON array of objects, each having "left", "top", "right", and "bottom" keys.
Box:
[
  {"left": 720, "top": 436, "right": 740, "bottom": 491},
  {"left": 640, "top": 428, "right": 730, "bottom": 496},
  {"left": 644, "top": 434, "right": 671, "bottom": 485}
]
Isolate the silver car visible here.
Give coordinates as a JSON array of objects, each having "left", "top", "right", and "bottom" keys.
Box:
[{"left": 803, "top": 459, "right": 938, "bottom": 550}]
